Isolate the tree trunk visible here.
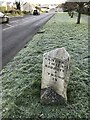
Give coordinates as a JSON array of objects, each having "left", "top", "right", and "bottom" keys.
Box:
[
  {"left": 76, "top": 3, "right": 84, "bottom": 24},
  {"left": 77, "top": 10, "right": 81, "bottom": 24},
  {"left": 71, "top": 11, "right": 74, "bottom": 18},
  {"left": 68, "top": 11, "right": 71, "bottom": 16},
  {"left": 15, "top": 2, "right": 21, "bottom": 10}
]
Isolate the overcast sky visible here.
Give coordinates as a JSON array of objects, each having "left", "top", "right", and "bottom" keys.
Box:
[{"left": 3, "top": 0, "right": 67, "bottom": 4}]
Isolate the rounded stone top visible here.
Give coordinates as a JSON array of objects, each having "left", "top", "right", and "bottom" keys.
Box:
[{"left": 44, "top": 47, "right": 70, "bottom": 61}]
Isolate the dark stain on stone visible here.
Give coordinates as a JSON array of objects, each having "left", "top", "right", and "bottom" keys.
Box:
[{"left": 41, "top": 87, "right": 66, "bottom": 105}]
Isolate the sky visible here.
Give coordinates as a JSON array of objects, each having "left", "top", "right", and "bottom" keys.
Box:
[{"left": 3, "top": 0, "right": 67, "bottom": 4}]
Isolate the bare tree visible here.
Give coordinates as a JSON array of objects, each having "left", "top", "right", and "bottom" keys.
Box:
[
  {"left": 76, "top": 2, "right": 84, "bottom": 24},
  {"left": 62, "top": 0, "right": 89, "bottom": 24},
  {"left": 61, "top": 2, "right": 77, "bottom": 18},
  {"left": 15, "top": 1, "right": 20, "bottom": 10},
  {"left": 15, "top": 0, "right": 24, "bottom": 10}
]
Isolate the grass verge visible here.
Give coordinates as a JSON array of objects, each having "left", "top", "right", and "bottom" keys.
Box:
[{"left": 1, "top": 13, "right": 89, "bottom": 119}]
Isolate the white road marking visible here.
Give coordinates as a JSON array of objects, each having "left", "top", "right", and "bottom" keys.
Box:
[
  {"left": 3, "top": 17, "right": 32, "bottom": 31},
  {"left": 10, "top": 17, "right": 33, "bottom": 24},
  {"left": 10, "top": 20, "right": 19, "bottom": 23},
  {"left": 6, "top": 24, "right": 13, "bottom": 27},
  {"left": 3, "top": 25, "right": 15, "bottom": 31},
  {"left": 3, "top": 19, "right": 33, "bottom": 31},
  {"left": 3, "top": 15, "right": 47, "bottom": 31}
]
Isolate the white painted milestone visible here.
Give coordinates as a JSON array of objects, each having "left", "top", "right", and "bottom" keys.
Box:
[{"left": 41, "top": 47, "right": 70, "bottom": 104}]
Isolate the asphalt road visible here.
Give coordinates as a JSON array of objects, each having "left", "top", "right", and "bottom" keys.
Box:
[{"left": 2, "top": 13, "right": 55, "bottom": 68}]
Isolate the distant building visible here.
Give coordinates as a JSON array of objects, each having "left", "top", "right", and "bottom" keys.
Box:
[
  {"left": 39, "top": 5, "right": 49, "bottom": 12},
  {"left": 0, "top": 1, "right": 15, "bottom": 11},
  {"left": 0, "top": 1, "right": 7, "bottom": 10},
  {"left": 7, "top": 2, "right": 16, "bottom": 10},
  {"left": 21, "top": 2, "right": 35, "bottom": 12},
  {"left": 49, "top": 4, "right": 58, "bottom": 9},
  {"left": 38, "top": 4, "right": 58, "bottom": 12}
]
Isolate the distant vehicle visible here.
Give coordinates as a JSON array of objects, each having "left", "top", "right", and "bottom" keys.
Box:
[
  {"left": 33, "top": 10, "right": 40, "bottom": 15},
  {"left": 46, "top": 11, "right": 48, "bottom": 13},
  {"left": 0, "top": 12, "right": 9, "bottom": 24}
]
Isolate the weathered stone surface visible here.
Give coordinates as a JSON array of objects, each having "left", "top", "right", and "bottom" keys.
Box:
[
  {"left": 41, "top": 47, "right": 70, "bottom": 104},
  {"left": 41, "top": 87, "right": 66, "bottom": 105}
]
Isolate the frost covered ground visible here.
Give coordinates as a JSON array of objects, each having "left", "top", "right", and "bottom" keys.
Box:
[{"left": 1, "top": 13, "right": 89, "bottom": 119}]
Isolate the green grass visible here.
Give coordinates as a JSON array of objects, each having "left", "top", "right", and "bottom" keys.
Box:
[{"left": 1, "top": 13, "right": 89, "bottom": 119}]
